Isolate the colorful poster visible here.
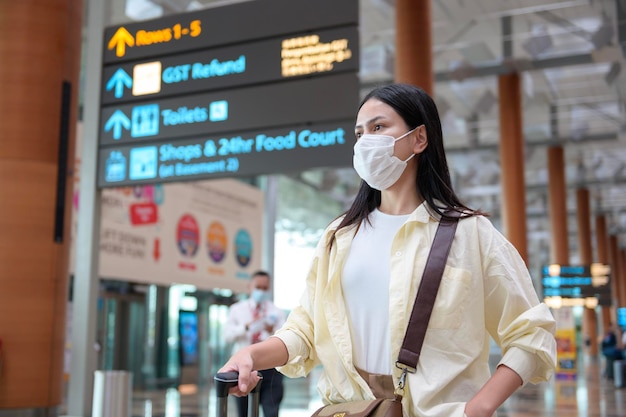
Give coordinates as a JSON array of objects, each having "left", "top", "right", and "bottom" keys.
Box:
[
  {"left": 554, "top": 307, "right": 577, "bottom": 380},
  {"left": 97, "top": 179, "right": 264, "bottom": 292},
  {"left": 70, "top": 123, "right": 264, "bottom": 291}
]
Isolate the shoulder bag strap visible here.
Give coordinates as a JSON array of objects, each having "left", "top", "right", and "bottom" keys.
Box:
[{"left": 396, "top": 212, "right": 460, "bottom": 372}]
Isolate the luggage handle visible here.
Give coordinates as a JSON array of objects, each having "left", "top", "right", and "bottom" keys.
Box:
[
  {"left": 215, "top": 371, "right": 263, "bottom": 397},
  {"left": 214, "top": 371, "right": 264, "bottom": 417}
]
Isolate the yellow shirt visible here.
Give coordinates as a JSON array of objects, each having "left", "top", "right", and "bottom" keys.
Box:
[{"left": 274, "top": 203, "right": 556, "bottom": 417}]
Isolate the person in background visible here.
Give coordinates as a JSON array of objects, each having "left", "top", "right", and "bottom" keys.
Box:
[
  {"left": 601, "top": 323, "right": 623, "bottom": 379},
  {"left": 224, "top": 270, "right": 286, "bottom": 417},
  {"left": 220, "top": 83, "right": 557, "bottom": 417}
]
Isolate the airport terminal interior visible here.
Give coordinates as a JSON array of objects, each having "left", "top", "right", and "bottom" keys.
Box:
[{"left": 1, "top": 0, "right": 626, "bottom": 416}]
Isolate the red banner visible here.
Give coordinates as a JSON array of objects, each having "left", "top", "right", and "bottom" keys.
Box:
[{"left": 129, "top": 202, "right": 158, "bottom": 225}]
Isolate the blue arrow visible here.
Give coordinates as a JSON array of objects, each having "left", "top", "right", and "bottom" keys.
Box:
[
  {"left": 104, "top": 110, "right": 131, "bottom": 140},
  {"left": 106, "top": 68, "right": 133, "bottom": 99}
]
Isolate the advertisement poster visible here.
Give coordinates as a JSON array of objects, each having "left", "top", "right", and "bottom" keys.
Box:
[
  {"left": 554, "top": 307, "right": 577, "bottom": 379},
  {"left": 179, "top": 310, "right": 199, "bottom": 366},
  {"left": 98, "top": 179, "right": 263, "bottom": 292},
  {"left": 71, "top": 123, "right": 263, "bottom": 292}
]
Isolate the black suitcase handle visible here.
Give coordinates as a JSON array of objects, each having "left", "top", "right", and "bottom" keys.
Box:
[{"left": 214, "top": 371, "right": 263, "bottom": 417}]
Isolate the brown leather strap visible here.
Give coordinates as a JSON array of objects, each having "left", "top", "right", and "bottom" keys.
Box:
[{"left": 397, "top": 212, "right": 460, "bottom": 370}]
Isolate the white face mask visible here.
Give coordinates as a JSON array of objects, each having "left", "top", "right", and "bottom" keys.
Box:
[
  {"left": 250, "top": 288, "right": 269, "bottom": 304},
  {"left": 353, "top": 128, "right": 416, "bottom": 190}
]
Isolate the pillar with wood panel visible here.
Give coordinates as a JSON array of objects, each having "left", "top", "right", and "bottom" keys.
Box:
[
  {"left": 547, "top": 147, "right": 570, "bottom": 266},
  {"left": 498, "top": 73, "right": 528, "bottom": 262},
  {"left": 608, "top": 235, "right": 624, "bottom": 313},
  {"left": 576, "top": 188, "right": 599, "bottom": 355},
  {"left": 547, "top": 146, "right": 574, "bottom": 376},
  {"left": 621, "top": 249, "right": 626, "bottom": 308},
  {"left": 0, "top": 0, "right": 82, "bottom": 411},
  {"left": 596, "top": 215, "right": 611, "bottom": 330},
  {"left": 395, "top": 0, "right": 434, "bottom": 95}
]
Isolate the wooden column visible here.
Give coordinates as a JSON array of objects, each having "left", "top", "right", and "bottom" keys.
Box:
[
  {"left": 0, "top": 0, "right": 82, "bottom": 409},
  {"left": 596, "top": 215, "right": 611, "bottom": 330},
  {"left": 395, "top": 0, "right": 433, "bottom": 94},
  {"left": 609, "top": 235, "right": 624, "bottom": 310},
  {"left": 576, "top": 189, "right": 593, "bottom": 264},
  {"left": 576, "top": 188, "right": 598, "bottom": 355},
  {"left": 621, "top": 249, "right": 626, "bottom": 308},
  {"left": 547, "top": 147, "right": 570, "bottom": 264},
  {"left": 596, "top": 216, "right": 608, "bottom": 263},
  {"left": 498, "top": 74, "right": 528, "bottom": 262}
]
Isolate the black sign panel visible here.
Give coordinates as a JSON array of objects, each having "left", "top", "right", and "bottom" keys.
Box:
[
  {"left": 101, "top": 26, "right": 359, "bottom": 105},
  {"left": 97, "top": 0, "right": 359, "bottom": 187},
  {"left": 103, "top": 0, "right": 358, "bottom": 64},
  {"left": 542, "top": 264, "right": 612, "bottom": 305},
  {"left": 97, "top": 120, "right": 355, "bottom": 187},
  {"left": 99, "top": 72, "right": 358, "bottom": 145}
]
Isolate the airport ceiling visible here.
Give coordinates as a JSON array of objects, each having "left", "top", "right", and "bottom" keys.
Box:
[{"left": 116, "top": 0, "right": 626, "bottom": 261}]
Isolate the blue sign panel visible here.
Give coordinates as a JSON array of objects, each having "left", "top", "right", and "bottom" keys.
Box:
[
  {"left": 98, "top": 120, "right": 355, "bottom": 187},
  {"left": 129, "top": 146, "right": 159, "bottom": 180},
  {"left": 618, "top": 308, "right": 626, "bottom": 328},
  {"left": 105, "top": 151, "right": 126, "bottom": 182},
  {"left": 541, "top": 263, "right": 612, "bottom": 305},
  {"left": 99, "top": 72, "right": 358, "bottom": 145}
]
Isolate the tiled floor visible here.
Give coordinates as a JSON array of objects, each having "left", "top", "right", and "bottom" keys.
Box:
[{"left": 125, "top": 354, "right": 626, "bottom": 417}]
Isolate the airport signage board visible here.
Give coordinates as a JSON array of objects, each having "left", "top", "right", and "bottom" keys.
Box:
[
  {"left": 102, "top": 0, "right": 358, "bottom": 64},
  {"left": 99, "top": 73, "right": 358, "bottom": 145},
  {"left": 618, "top": 307, "right": 626, "bottom": 328},
  {"left": 99, "top": 120, "right": 354, "bottom": 187},
  {"left": 101, "top": 26, "right": 358, "bottom": 105},
  {"left": 542, "top": 263, "right": 612, "bottom": 305},
  {"left": 97, "top": 0, "right": 359, "bottom": 188}
]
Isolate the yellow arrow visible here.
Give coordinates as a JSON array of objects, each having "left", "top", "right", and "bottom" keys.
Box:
[{"left": 108, "top": 27, "right": 135, "bottom": 58}]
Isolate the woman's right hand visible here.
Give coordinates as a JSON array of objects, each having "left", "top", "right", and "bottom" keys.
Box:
[
  {"left": 218, "top": 336, "right": 289, "bottom": 395},
  {"left": 218, "top": 347, "right": 261, "bottom": 396}
]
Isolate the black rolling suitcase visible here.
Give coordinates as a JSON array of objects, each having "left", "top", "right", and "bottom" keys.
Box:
[{"left": 215, "top": 371, "right": 263, "bottom": 417}]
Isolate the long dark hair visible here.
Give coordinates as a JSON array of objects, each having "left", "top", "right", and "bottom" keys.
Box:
[{"left": 329, "top": 83, "right": 482, "bottom": 249}]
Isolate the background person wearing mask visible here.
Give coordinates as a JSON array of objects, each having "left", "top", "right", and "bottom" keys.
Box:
[{"left": 224, "top": 270, "right": 286, "bottom": 417}]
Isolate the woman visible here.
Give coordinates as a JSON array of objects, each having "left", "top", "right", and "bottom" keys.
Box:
[{"left": 219, "top": 83, "right": 556, "bottom": 417}]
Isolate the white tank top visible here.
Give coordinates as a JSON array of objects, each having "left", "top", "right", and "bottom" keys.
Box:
[{"left": 342, "top": 209, "right": 409, "bottom": 374}]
